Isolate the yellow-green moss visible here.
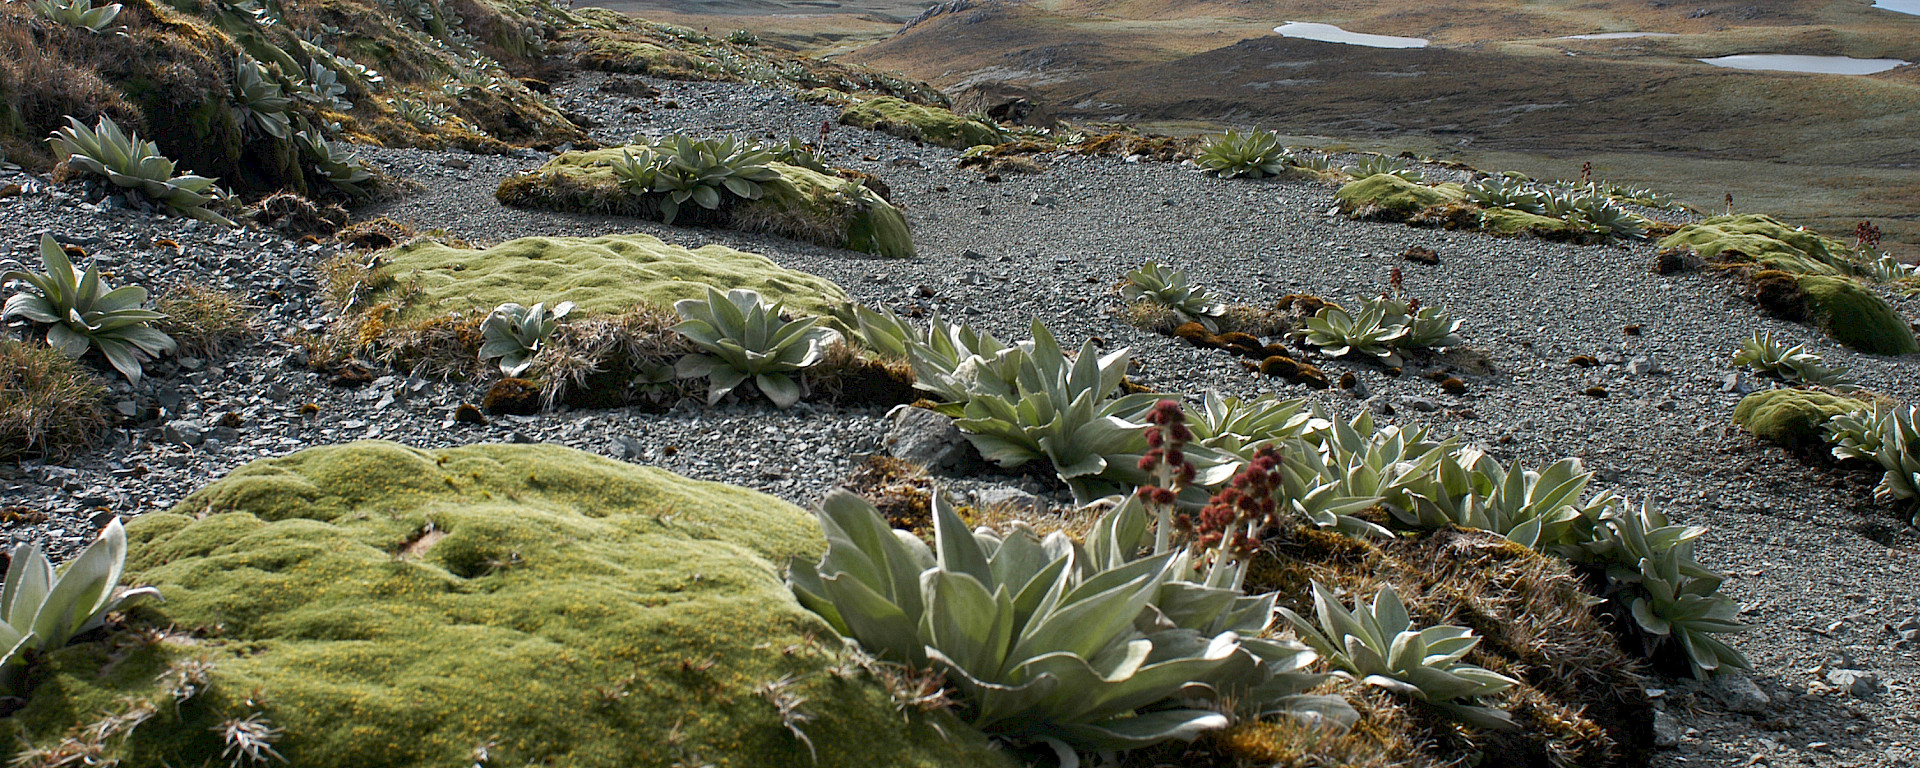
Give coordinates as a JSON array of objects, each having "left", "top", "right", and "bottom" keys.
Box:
[
  {"left": 5, "top": 442, "right": 1012, "bottom": 768},
  {"left": 371, "top": 234, "right": 853, "bottom": 324},
  {"left": 1657, "top": 215, "right": 1854, "bottom": 275},
  {"left": 495, "top": 148, "right": 915, "bottom": 258},
  {"left": 1335, "top": 174, "right": 1467, "bottom": 217},
  {"left": 1796, "top": 275, "right": 1919, "bottom": 355},
  {"left": 1733, "top": 388, "right": 1868, "bottom": 448},
  {"left": 1480, "top": 207, "right": 1570, "bottom": 235},
  {"left": 838, "top": 97, "right": 1005, "bottom": 149}
]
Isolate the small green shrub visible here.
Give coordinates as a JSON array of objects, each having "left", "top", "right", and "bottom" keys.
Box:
[
  {"left": 480, "top": 301, "right": 573, "bottom": 377},
  {"left": 48, "top": 116, "right": 233, "bottom": 226},
  {"left": 1731, "top": 331, "right": 1854, "bottom": 390},
  {"left": 3, "top": 233, "right": 176, "bottom": 383},
  {"left": 1196, "top": 130, "right": 1288, "bottom": 179},
  {"left": 1122, "top": 262, "right": 1226, "bottom": 332},
  {"left": 1343, "top": 155, "right": 1422, "bottom": 183},
  {"left": 1826, "top": 404, "right": 1920, "bottom": 525},
  {"left": 672, "top": 287, "right": 839, "bottom": 408}
]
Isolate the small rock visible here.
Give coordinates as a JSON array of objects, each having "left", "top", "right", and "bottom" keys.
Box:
[
  {"left": 884, "top": 405, "right": 976, "bottom": 472},
  {"left": 441, "top": 157, "right": 472, "bottom": 170},
  {"left": 610, "top": 436, "right": 645, "bottom": 460},
  {"left": 1653, "top": 710, "right": 1683, "bottom": 748},
  {"left": 971, "top": 486, "right": 1042, "bottom": 515},
  {"left": 162, "top": 420, "right": 204, "bottom": 447},
  {"left": 1402, "top": 396, "right": 1440, "bottom": 412},
  {"left": 1824, "top": 669, "right": 1880, "bottom": 698},
  {"left": 1723, "top": 372, "right": 1752, "bottom": 394},
  {"left": 1708, "top": 670, "right": 1771, "bottom": 714},
  {"left": 1029, "top": 194, "right": 1058, "bottom": 206},
  {"left": 1628, "top": 356, "right": 1654, "bottom": 375}
]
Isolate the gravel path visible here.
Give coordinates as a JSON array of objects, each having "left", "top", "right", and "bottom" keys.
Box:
[{"left": 3, "top": 70, "right": 1918, "bottom": 766}]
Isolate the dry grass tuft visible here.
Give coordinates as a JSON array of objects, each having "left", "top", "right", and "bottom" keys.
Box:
[
  {"left": 0, "top": 337, "right": 111, "bottom": 462},
  {"left": 335, "top": 217, "right": 421, "bottom": 253},
  {"left": 155, "top": 282, "right": 252, "bottom": 357}
]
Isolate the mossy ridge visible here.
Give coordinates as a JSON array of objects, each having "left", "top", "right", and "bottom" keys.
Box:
[
  {"left": 1479, "top": 207, "right": 1570, "bottom": 236},
  {"left": 562, "top": 13, "right": 947, "bottom": 105},
  {"left": 496, "top": 148, "right": 914, "bottom": 258},
  {"left": 838, "top": 97, "right": 1005, "bottom": 150},
  {"left": 6, "top": 442, "right": 1010, "bottom": 768},
  {"left": 1657, "top": 214, "right": 1856, "bottom": 275},
  {"left": 371, "top": 233, "right": 854, "bottom": 325},
  {"left": 1733, "top": 388, "right": 1871, "bottom": 449},
  {"left": 1795, "top": 275, "right": 1919, "bottom": 356},
  {"left": 1335, "top": 174, "right": 1467, "bottom": 218}
]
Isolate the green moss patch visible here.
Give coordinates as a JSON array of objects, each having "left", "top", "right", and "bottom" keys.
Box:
[
  {"left": 838, "top": 97, "right": 1005, "bottom": 149},
  {"left": 5, "top": 442, "right": 1010, "bottom": 768},
  {"left": 1733, "top": 388, "right": 1868, "bottom": 449},
  {"left": 373, "top": 234, "right": 852, "bottom": 323},
  {"left": 1796, "top": 275, "right": 1919, "bottom": 355},
  {"left": 1480, "top": 207, "right": 1570, "bottom": 236},
  {"left": 496, "top": 149, "right": 914, "bottom": 258},
  {"left": 1657, "top": 215, "right": 1854, "bottom": 275},
  {"left": 1335, "top": 174, "right": 1466, "bottom": 218}
]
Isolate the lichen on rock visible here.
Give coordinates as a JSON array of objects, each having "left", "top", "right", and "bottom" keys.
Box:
[{"left": 3, "top": 442, "right": 1011, "bottom": 768}]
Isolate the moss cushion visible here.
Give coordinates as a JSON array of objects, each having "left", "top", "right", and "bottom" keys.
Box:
[
  {"left": 1796, "top": 275, "right": 1919, "bottom": 355},
  {"left": 3, "top": 443, "right": 1010, "bottom": 768},
  {"left": 496, "top": 149, "right": 914, "bottom": 258},
  {"left": 1480, "top": 208, "right": 1570, "bottom": 236},
  {"left": 374, "top": 234, "right": 852, "bottom": 324},
  {"left": 1657, "top": 215, "right": 1853, "bottom": 275},
  {"left": 1336, "top": 174, "right": 1467, "bottom": 216},
  {"left": 837, "top": 97, "right": 1005, "bottom": 149},
  {"left": 1733, "top": 388, "right": 1868, "bottom": 448}
]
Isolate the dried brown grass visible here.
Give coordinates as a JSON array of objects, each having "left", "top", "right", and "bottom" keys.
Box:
[
  {"left": 155, "top": 282, "right": 252, "bottom": 357},
  {"left": 0, "top": 337, "right": 110, "bottom": 462}
]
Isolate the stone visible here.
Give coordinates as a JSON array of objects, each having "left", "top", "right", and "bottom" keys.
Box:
[
  {"left": 884, "top": 405, "right": 975, "bottom": 472},
  {"left": 1653, "top": 710, "right": 1683, "bottom": 748},
  {"left": 1628, "top": 356, "right": 1654, "bottom": 375},
  {"left": 971, "top": 486, "right": 1042, "bottom": 515},
  {"left": 161, "top": 420, "right": 204, "bottom": 447},
  {"left": 1824, "top": 668, "right": 1880, "bottom": 698},
  {"left": 1708, "top": 670, "right": 1771, "bottom": 714}
]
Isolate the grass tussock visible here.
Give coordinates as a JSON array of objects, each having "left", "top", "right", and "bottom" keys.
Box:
[
  {"left": 0, "top": 337, "right": 111, "bottom": 462},
  {"left": 154, "top": 282, "right": 252, "bottom": 357}
]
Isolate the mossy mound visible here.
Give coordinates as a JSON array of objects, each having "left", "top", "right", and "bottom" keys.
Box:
[
  {"left": 496, "top": 148, "right": 914, "bottom": 258},
  {"left": 1480, "top": 207, "right": 1571, "bottom": 236},
  {"left": 564, "top": 13, "right": 947, "bottom": 105},
  {"left": 838, "top": 97, "right": 1005, "bottom": 149},
  {"left": 4, "top": 442, "right": 1011, "bottom": 768},
  {"left": 1657, "top": 215, "right": 1854, "bottom": 275},
  {"left": 1336, "top": 174, "right": 1467, "bottom": 218},
  {"left": 1796, "top": 275, "right": 1919, "bottom": 355},
  {"left": 0, "top": 0, "right": 584, "bottom": 197},
  {"left": 1733, "top": 388, "right": 1869, "bottom": 449},
  {"left": 370, "top": 234, "right": 852, "bottom": 324}
]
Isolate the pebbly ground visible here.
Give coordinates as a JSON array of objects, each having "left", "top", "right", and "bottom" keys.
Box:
[{"left": 3, "top": 70, "right": 1918, "bottom": 766}]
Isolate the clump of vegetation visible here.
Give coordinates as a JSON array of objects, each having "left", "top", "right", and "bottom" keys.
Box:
[
  {"left": 26, "top": 0, "right": 120, "bottom": 32},
  {"left": 838, "top": 97, "right": 1005, "bottom": 149},
  {"left": 1826, "top": 404, "right": 1920, "bottom": 525},
  {"left": 1731, "top": 331, "right": 1854, "bottom": 390},
  {"left": 154, "top": 281, "right": 252, "bottom": 358},
  {"left": 1196, "top": 129, "right": 1289, "bottom": 179},
  {"left": 4, "top": 233, "right": 176, "bottom": 382},
  {"left": 1121, "top": 262, "right": 1226, "bottom": 332},
  {"left": 0, "top": 337, "right": 110, "bottom": 462},
  {"left": 479, "top": 301, "right": 573, "bottom": 376},
  {"left": 570, "top": 16, "right": 947, "bottom": 104},
  {"left": 1294, "top": 289, "right": 1464, "bottom": 368},
  {"left": 1343, "top": 155, "right": 1423, "bottom": 183},
  {"left": 49, "top": 116, "right": 233, "bottom": 226},
  {"left": 0, "top": 518, "right": 159, "bottom": 682},
  {"left": 498, "top": 139, "right": 915, "bottom": 258},
  {"left": 1733, "top": 387, "right": 1869, "bottom": 450},
  {"left": 671, "top": 287, "right": 839, "bottom": 408}
]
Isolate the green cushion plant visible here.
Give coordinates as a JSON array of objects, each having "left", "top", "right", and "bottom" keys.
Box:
[{"left": 3, "top": 234, "right": 177, "bottom": 383}]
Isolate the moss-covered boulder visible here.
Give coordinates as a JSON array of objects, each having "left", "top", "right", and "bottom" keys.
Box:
[
  {"left": 496, "top": 148, "right": 914, "bottom": 258},
  {"left": 838, "top": 97, "right": 1005, "bottom": 149},
  {"left": 1733, "top": 388, "right": 1868, "bottom": 448},
  {"left": 1480, "top": 207, "right": 1570, "bottom": 236},
  {"left": 1335, "top": 174, "right": 1467, "bottom": 218},
  {"left": 1657, "top": 215, "right": 1854, "bottom": 275},
  {"left": 4, "top": 442, "right": 1012, "bottom": 768},
  {"left": 371, "top": 234, "right": 852, "bottom": 324},
  {"left": 1797, "top": 275, "right": 1919, "bottom": 355}
]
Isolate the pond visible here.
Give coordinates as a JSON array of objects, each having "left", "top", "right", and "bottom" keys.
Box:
[
  {"left": 1697, "top": 54, "right": 1910, "bottom": 74},
  {"left": 1273, "top": 22, "right": 1429, "bottom": 49},
  {"left": 1873, "top": 0, "right": 1920, "bottom": 16},
  {"left": 1562, "top": 32, "right": 1677, "bottom": 40}
]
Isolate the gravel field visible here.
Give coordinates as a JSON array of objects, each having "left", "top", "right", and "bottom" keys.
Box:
[{"left": 3, "top": 70, "right": 1918, "bottom": 766}]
